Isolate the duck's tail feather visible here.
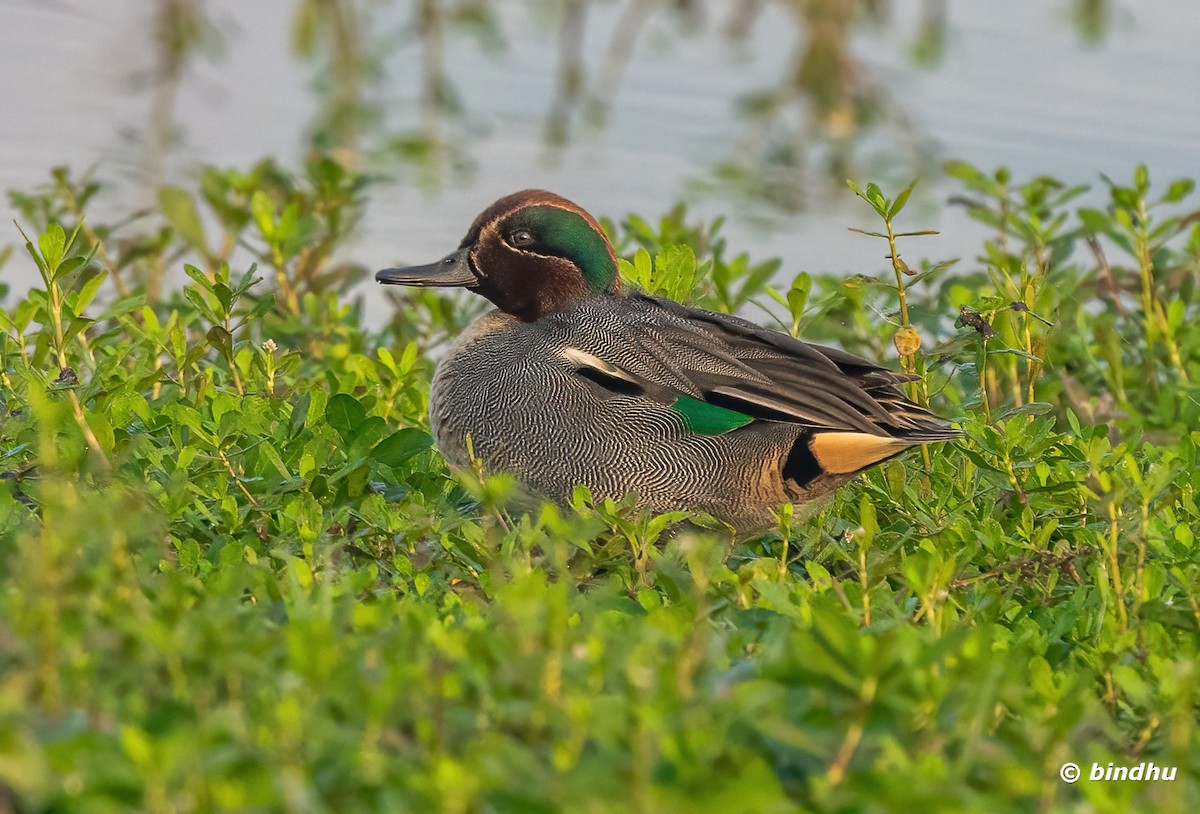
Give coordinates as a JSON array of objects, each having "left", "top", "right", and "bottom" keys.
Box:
[{"left": 784, "top": 421, "right": 961, "bottom": 486}]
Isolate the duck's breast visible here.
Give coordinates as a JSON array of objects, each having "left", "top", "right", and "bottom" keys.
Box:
[{"left": 429, "top": 310, "right": 584, "bottom": 473}]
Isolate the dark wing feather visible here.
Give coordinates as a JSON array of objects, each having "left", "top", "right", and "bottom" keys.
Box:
[
  {"left": 648, "top": 295, "right": 959, "bottom": 440},
  {"left": 557, "top": 294, "right": 959, "bottom": 441}
]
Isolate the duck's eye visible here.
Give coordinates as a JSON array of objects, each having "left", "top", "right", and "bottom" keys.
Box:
[{"left": 509, "top": 229, "right": 533, "bottom": 247}]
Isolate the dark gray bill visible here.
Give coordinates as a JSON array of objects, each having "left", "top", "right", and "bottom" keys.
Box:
[{"left": 375, "top": 248, "right": 477, "bottom": 288}]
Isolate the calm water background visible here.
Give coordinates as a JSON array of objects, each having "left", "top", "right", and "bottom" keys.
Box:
[{"left": 2, "top": 0, "right": 1199, "bottom": 324}]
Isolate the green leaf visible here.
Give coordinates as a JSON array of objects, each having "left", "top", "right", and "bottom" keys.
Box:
[
  {"left": 63, "top": 316, "right": 94, "bottom": 345},
  {"left": 1111, "top": 186, "right": 1139, "bottom": 213},
  {"left": 283, "top": 493, "right": 324, "bottom": 543},
  {"left": 994, "top": 402, "right": 1054, "bottom": 421},
  {"left": 376, "top": 347, "right": 399, "bottom": 377},
  {"left": 633, "top": 249, "right": 653, "bottom": 287},
  {"left": 325, "top": 393, "right": 367, "bottom": 444},
  {"left": 306, "top": 388, "right": 329, "bottom": 428},
  {"left": 53, "top": 255, "right": 88, "bottom": 282},
  {"left": 277, "top": 202, "right": 301, "bottom": 244},
  {"left": 258, "top": 441, "right": 292, "bottom": 480},
  {"left": 109, "top": 391, "right": 151, "bottom": 425},
  {"left": 848, "top": 179, "right": 891, "bottom": 218},
  {"left": 866, "top": 182, "right": 886, "bottom": 210},
  {"left": 233, "top": 265, "right": 258, "bottom": 295},
  {"left": 183, "top": 287, "right": 220, "bottom": 325},
  {"left": 888, "top": 179, "right": 918, "bottom": 219},
  {"left": 653, "top": 244, "right": 698, "bottom": 301},
  {"left": 786, "top": 272, "right": 811, "bottom": 321},
  {"left": 1077, "top": 208, "right": 1111, "bottom": 235},
  {"left": 990, "top": 347, "right": 1042, "bottom": 362},
  {"left": 159, "top": 187, "right": 210, "bottom": 256},
  {"left": 206, "top": 326, "right": 233, "bottom": 361},
  {"left": 1163, "top": 178, "right": 1195, "bottom": 204},
  {"left": 183, "top": 264, "right": 215, "bottom": 294},
  {"left": 250, "top": 292, "right": 277, "bottom": 319},
  {"left": 288, "top": 392, "right": 312, "bottom": 437},
  {"left": 371, "top": 428, "right": 433, "bottom": 468},
  {"left": 1167, "top": 297, "right": 1185, "bottom": 333},
  {"left": 72, "top": 270, "right": 108, "bottom": 313},
  {"left": 805, "top": 560, "right": 833, "bottom": 592},
  {"left": 250, "top": 191, "right": 276, "bottom": 240},
  {"left": 942, "top": 159, "right": 990, "bottom": 190},
  {"left": 958, "top": 446, "right": 1004, "bottom": 474},
  {"left": 1134, "top": 164, "right": 1150, "bottom": 195},
  {"left": 348, "top": 416, "right": 388, "bottom": 459},
  {"left": 85, "top": 408, "right": 116, "bottom": 454},
  {"left": 345, "top": 461, "right": 370, "bottom": 499},
  {"left": 213, "top": 283, "right": 233, "bottom": 317},
  {"left": 96, "top": 294, "right": 147, "bottom": 323},
  {"left": 38, "top": 223, "right": 66, "bottom": 271},
  {"left": 859, "top": 494, "right": 879, "bottom": 545}
]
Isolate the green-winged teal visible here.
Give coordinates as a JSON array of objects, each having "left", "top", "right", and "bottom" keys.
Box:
[{"left": 377, "top": 190, "right": 959, "bottom": 531}]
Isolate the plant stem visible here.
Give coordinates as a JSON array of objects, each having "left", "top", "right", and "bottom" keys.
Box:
[
  {"left": 1106, "top": 502, "right": 1128, "bottom": 632},
  {"left": 1133, "top": 200, "right": 1189, "bottom": 384},
  {"left": 858, "top": 545, "right": 871, "bottom": 626}
]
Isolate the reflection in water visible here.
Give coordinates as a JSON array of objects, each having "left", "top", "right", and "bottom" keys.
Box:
[
  {"left": 497, "top": 0, "right": 935, "bottom": 216},
  {"left": 293, "top": 0, "right": 371, "bottom": 165},
  {"left": 1072, "top": 0, "right": 1111, "bottom": 45},
  {"left": 122, "top": 0, "right": 1132, "bottom": 218},
  {"left": 377, "top": 0, "right": 496, "bottom": 186},
  {"left": 2, "top": 0, "right": 1174, "bottom": 295},
  {"left": 282, "top": 0, "right": 945, "bottom": 204},
  {"left": 695, "top": 0, "right": 929, "bottom": 218},
  {"left": 910, "top": 0, "right": 947, "bottom": 67},
  {"left": 545, "top": 0, "right": 587, "bottom": 148},
  {"left": 585, "top": 0, "right": 657, "bottom": 130},
  {"left": 142, "top": 0, "right": 221, "bottom": 193},
  {"left": 556, "top": 0, "right": 706, "bottom": 138},
  {"left": 291, "top": 0, "right": 490, "bottom": 183}
]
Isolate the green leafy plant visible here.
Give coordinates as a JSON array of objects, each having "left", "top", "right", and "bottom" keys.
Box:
[{"left": 0, "top": 157, "right": 1197, "bottom": 813}]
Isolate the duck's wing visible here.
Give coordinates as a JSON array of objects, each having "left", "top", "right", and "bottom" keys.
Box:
[
  {"left": 552, "top": 294, "right": 959, "bottom": 454},
  {"left": 654, "top": 296, "right": 960, "bottom": 442}
]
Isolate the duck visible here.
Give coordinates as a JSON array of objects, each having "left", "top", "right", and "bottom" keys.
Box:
[{"left": 376, "top": 190, "right": 959, "bottom": 532}]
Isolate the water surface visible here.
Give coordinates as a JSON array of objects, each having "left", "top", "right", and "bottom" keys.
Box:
[{"left": 2, "top": 0, "right": 1198, "bottom": 323}]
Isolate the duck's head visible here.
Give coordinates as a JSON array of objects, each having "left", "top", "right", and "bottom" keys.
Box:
[{"left": 376, "top": 190, "right": 620, "bottom": 322}]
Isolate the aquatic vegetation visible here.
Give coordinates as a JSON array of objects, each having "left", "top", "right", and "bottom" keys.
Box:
[{"left": 0, "top": 159, "right": 1198, "bottom": 811}]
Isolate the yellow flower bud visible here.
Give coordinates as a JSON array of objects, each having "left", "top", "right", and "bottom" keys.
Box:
[{"left": 894, "top": 325, "right": 921, "bottom": 356}]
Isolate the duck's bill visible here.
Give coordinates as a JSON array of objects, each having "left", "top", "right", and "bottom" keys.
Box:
[{"left": 375, "top": 249, "right": 477, "bottom": 288}]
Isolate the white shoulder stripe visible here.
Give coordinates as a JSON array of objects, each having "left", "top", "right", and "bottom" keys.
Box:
[{"left": 561, "top": 346, "right": 640, "bottom": 384}]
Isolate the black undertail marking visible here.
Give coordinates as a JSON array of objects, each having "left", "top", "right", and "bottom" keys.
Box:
[{"left": 783, "top": 434, "right": 823, "bottom": 487}]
